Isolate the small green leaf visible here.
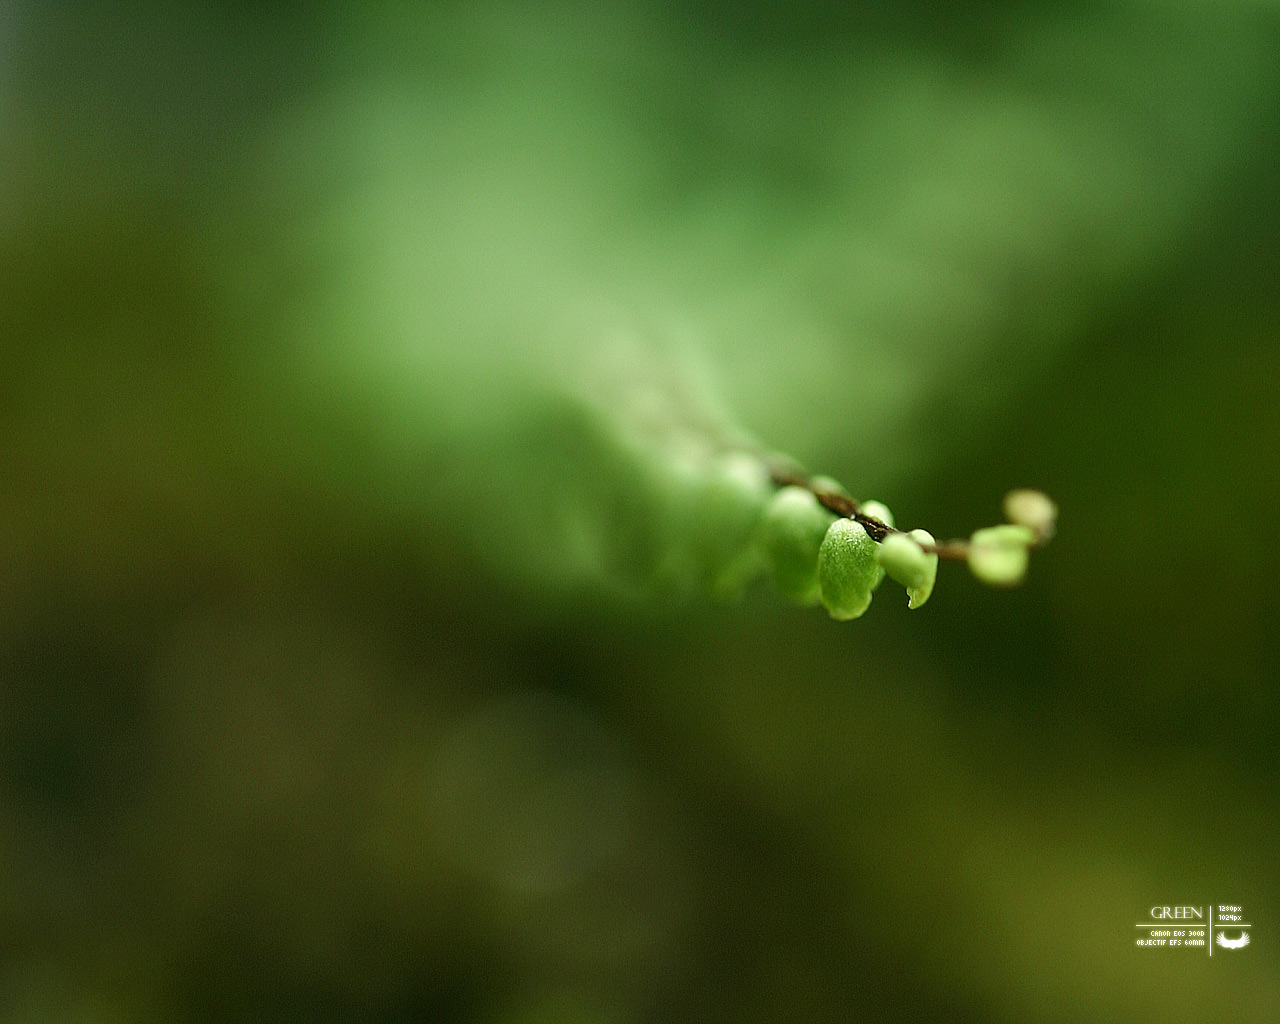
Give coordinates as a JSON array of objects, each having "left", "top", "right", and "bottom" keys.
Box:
[
  {"left": 904, "top": 529, "right": 938, "bottom": 609},
  {"left": 701, "top": 453, "right": 772, "bottom": 599},
  {"left": 809, "top": 475, "right": 850, "bottom": 498},
  {"left": 876, "top": 533, "right": 930, "bottom": 589},
  {"left": 968, "top": 525, "right": 1034, "bottom": 586},
  {"left": 1004, "top": 489, "right": 1057, "bottom": 537},
  {"left": 858, "top": 500, "right": 894, "bottom": 528},
  {"left": 876, "top": 530, "right": 938, "bottom": 608},
  {"left": 760, "top": 486, "right": 835, "bottom": 605},
  {"left": 818, "top": 518, "right": 878, "bottom": 620},
  {"left": 858, "top": 500, "right": 893, "bottom": 588},
  {"left": 978, "top": 524, "right": 1037, "bottom": 546}
]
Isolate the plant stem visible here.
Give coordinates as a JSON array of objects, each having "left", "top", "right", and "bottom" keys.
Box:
[{"left": 764, "top": 458, "right": 1029, "bottom": 559}]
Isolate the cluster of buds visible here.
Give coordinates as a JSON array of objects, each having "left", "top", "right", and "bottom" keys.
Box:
[{"left": 755, "top": 466, "right": 1055, "bottom": 620}]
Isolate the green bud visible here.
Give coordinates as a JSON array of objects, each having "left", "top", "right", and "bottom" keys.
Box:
[
  {"left": 761, "top": 486, "right": 835, "bottom": 605},
  {"left": 703, "top": 453, "right": 770, "bottom": 544},
  {"left": 858, "top": 500, "right": 895, "bottom": 590},
  {"left": 876, "top": 531, "right": 938, "bottom": 608},
  {"left": 764, "top": 453, "right": 807, "bottom": 480},
  {"left": 904, "top": 529, "right": 938, "bottom": 609},
  {"left": 1004, "top": 489, "right": 1057, "bottom": 537},
  {"left": 809, "top": 475, "right": 850, "bottom": 498},
  {"left": 876, "top": 533, "right": 930, "bottom": 589},
  {"left": 968, "top": 525, "right": 1034, "bottom": 586},
  {"left": 818, "top": 518, "right": 878, "bottom": 620},
  {"left": 858, "top": 500, "right": 894, "bottom": 528},
  {"left": 980, "top": 524, "right": 1037, "bottom": 546},
  {"left": 701, "top": 453, "right": 772, "bottom": 599}
]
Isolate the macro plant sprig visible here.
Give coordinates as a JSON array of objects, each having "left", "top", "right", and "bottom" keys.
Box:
[
  {"left": 575, "top": 350, "right": 1053, "bottom": 616},
  {"left": 752, "top": 455, "right": 1056, "bottom": 619}
]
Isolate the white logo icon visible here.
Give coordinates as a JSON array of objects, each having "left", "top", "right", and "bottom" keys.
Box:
[{"left": 1216, "top": 931, "right": 1250, "bottom": 950}]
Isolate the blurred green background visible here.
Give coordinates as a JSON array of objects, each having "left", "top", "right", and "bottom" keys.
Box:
[{"left": 2, "top": 1, "right": 1278, "bottom": 1021}]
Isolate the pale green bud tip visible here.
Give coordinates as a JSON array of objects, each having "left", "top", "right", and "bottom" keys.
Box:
[
  {"left": 876, "top": 534, "right": 929, "bottom": 589},
  {"left": 968, "top": 525, "right": 1033, "bottom": 586},
  {"left": 978, "top": 523, "right": 1036, "bottom": 546},
  {"left": 818, "top": 518, "right": 878, "bottom": 620},
  {"left": 875, "top": 532, "right": 939, "bottom": 607},
  {"left": 901, "top": 529, "right": 939, "bottom": 609},
  {"left": 761, "top": 486, "right": 835, "bottom": 605},
  {"left": 809, "top": 475, "right": 850, "bottom": 499},
  {"left": 857, "top": 501, "right": 894, "bottom": 590},
  {"left": 1003, "top": 489, "right": 1057, "bottom": 537},
  {"left": 713, "top": 451, "right": 772, "bottom": 493},
  {"left": 858, "top": 500, "right": 894, "bottom": 529},
  {"left": 703, "top": 453, "right": 772, "bottom": 531}
]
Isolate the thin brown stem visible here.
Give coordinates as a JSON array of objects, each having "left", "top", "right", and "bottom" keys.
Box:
[{"left": 765, "top": 459, "right": 1046, "bottom": 559}]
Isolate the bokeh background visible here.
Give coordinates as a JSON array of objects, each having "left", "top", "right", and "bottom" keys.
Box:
[{"left": 2, "top": 1, "right": 1279, "bottom": 1021}]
